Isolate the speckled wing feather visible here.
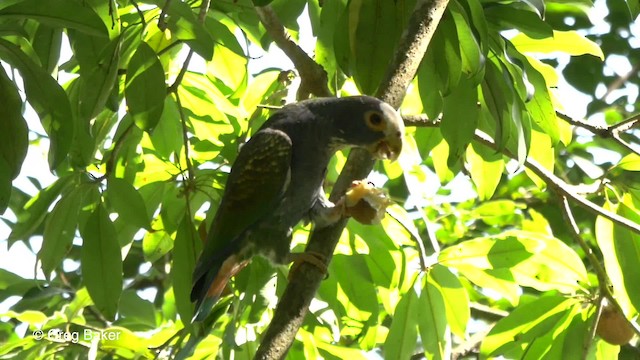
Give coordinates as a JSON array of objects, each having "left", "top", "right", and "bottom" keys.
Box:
[{"left": 191, "top": 128, "right": 292, "bottom": 314}]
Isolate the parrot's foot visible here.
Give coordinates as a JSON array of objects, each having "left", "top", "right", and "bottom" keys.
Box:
[
  {"left": 342, "top": 180, "right": 391, "bottom": 225},
  {"left": 287, "top": 251, "right": 328, "bottom": 280}
]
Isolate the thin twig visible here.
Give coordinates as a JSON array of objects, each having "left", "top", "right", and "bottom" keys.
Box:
[
  {"left": 556, "top": 112, "right": 640, "bottom": 155},
  {"left": 255, "top": 5, "right": 331, "bottom": 99},
  {"left": 472, "top": 130, "right": 640, "bottom": 235},
  {"left": 402, "top": 114, "right": 640, "bottom": 235}
]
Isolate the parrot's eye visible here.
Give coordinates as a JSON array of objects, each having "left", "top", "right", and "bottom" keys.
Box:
[{"left": 365, "top": 111, "right": 386, "bottom": 131}]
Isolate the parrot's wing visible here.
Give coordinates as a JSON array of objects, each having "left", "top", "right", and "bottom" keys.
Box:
[{"left": 191, "top": 128, "right": 292, "bottom": 318}]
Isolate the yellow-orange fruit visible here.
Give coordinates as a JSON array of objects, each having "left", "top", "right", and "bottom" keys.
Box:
[{"left": 344, "top": 181, "right": 391, "bottom": 225}]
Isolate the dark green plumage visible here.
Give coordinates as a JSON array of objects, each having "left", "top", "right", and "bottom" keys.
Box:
[{"left": 191, "top": 96, "right": 404, "bottom": 321}]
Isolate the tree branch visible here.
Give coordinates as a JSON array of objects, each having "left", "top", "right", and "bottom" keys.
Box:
[
  {"left": 404, "top": 114, "right": 640, "bottom": 235},
  {"left": 254, "top": 0, "right": 449, "bottom": 358},
  {"left": 556, "top": 111, "right": 640, "bottom": 156},
  {"left": 255, "top": 5, "right": 331, "bottom": 99}
]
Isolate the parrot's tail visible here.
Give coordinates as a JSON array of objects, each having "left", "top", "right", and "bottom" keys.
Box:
[{"left": 191, "top": 251, "right": 250, "bottom": 322}]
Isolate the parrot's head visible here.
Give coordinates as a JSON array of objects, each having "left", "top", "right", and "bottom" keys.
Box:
[{"left": 325, "top": 96, "right": 404, "bottom": 161}]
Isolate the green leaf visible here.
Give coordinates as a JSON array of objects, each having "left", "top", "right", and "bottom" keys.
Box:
[
  {"left": 74, "top": 34, "right": 121, "bottom": 121},
  {"left": 511, "top": 30, "right": 605, "bottom": 60},
  {"left": 429, "top": 15, "right": 462, "bottom": 95},
  {"left": 148, "top": 0, "right": 214, "bottom": 60},
  {"left": 441, "top": 76, "right": 478, "bottom": 166},
  {"left": 517, "top": 54, "right": 560, "bottom": 144},
  {"left": 350, "top": 0, "right": 405, "bottom": 94},
  {"left": 80, "top": 203, "right": 123, "bottom": 321},
  {"left": 419, "top": 277, "right": 450, "bottom": 360},
  {"left": 149, "top": 98, "right": 183, "bottom": 159},
  {"left": 480, "top": 296, "right": 573, "bottom": 358},
  {"left": 429, "top": 265, "right": 469, "bottom": 339},
  {"left": 107, "top": 177, "right": 150, "bottom": 230},
  {"left": 450, "top": 1, "right": 484, "bottom": 79},
  {"left": 0, "top": 66, "right": 28, "bottom": 181},
  {"left": 32, "top": 24, "right": 62, "bottom": 74},
  {"left": 616, "top": 153, "right": 640, "bottom": 171},
  {"left": 39, "top": 185, "right": 90, "bottom": 278},
  {"left": 9, "top": 175, "right": 73, "bottom": 244},
  {"left": 125, "top": 41, "right": 166, "bottom": 131},
  {"left": 384, "top": 288, "right": 419, "bottom": 360},
  {"left": 0, "top": 38, "right": 74, "bottom": 169},
  {"left": 466, "top": 142, "right": 504, "bottom": 200},
  {"left": 143, "top": 229, "right": 173, "bottom": 263},
  {"left": 485, "top": 6, "right": 553, "bottom": 39},
  {"left": 611, "top": 201, "right": 640, "bottom": 312},
  {"left": 333, "top": 254, "right": 379, "bottom": 323},
  {"left": 172, "top": 216, "right": 198, "bottom": 329},
  {"left": 481, "top": 59, "right": 512, "bottom": 152},
  {"left": 0, "top": 0, "right": 108, "bottom": 37}
]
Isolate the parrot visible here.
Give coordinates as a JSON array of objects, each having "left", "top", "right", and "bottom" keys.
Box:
[{"left": 190, "top": 95, "right": 404, "bottom": 321}]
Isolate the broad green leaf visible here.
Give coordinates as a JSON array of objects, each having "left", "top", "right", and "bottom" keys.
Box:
[
  {"left": 419, "top": 278, "right": 450, "bottom": 360},
  {"left": 611, "top": 201, "right": 640, "bottom": 312},
  {"left": 74, "top": 34, "right": 120, "bottom": 122},
  {"left": 560, "top": 308, "right": 591, "bottom": 360},
  {"left": 333, "top": 254, "right": 378, "bottom": 323},
  {"left": 0, "top": 38, "right": 74, "bottom": 169},
  {"left": 430, "top": 14, "right": 462, "bottom": 95},
  {"left": 117, "top": 290, "right": 157, "bottom": 330},
  {"left": 0, "top": 0, "right": 108, "bottom": 37},
  {"left": 149, "top": 97, "right": 184, "bottom": 160},
  {"left": 439, "top": 235, "right": 537, "bottom": 271},
  {"left": 98, "top": 327, "right": 153, "bottom": 358},
  {"left": 517, "top": 53, "right": 560, "bottom": 144},
  {"left": 147, "top": 0, "right": 214, "bottom": 60},
  {"left": 125, "top": 41, "right": 166, "bottom": 131},
  {"left": 9, "top": 175, "right": 73, "bottom": 244},
  {"left": 311, "top": 0, "right": 347, "bottom": 93},
  {"left": 431, "top": 137, "right": 457, "bottom": 183},
  {"left": 511, "top": 30, "right": 604, "bottom": 60},
  {"left": 616, "top": 153, "right": 640, "bottom": 171},
  {"left": 522, "top": 303, "right": 580, "bottom": 359},
  {"left": 0, "top": 66, "right": 28, "bottom": 181},
  {"left": 0, "top": 160, "right": 10, "bottom": 214},
  {"left": 32, "top": 25, "right": 62, "bottom": 74},
  {"left": 485, "top": 6, "right": 553, "bottom": 39},
  {"left": 350, "top": 0, "right": 405, "bottom": 94},
  {"left": 450, "top": 1, "right": 484, "bottom": 79},
  {"left": 595, "top": 202, "right": 634, "bottom": 313},
  {"left": 525, "top": 129, "right": 554, "bottom": 188},
  {"left": 107, "top": 177, "right": 150, "bottom": 230},
  {"left": 441, "top": 76, "right": 479, "bottom": 166},
  {"left": 143, "top": 228, "right": 173, "bottom": 263},
  {"left": 172, "top": 216, "right": 198, "bottom": 329},
  {"left": 384, "top": 288, "right": 419, "bottom": 360},
  {"left": 480, "top": 296, "right": 574, "bottom": 358},
  {"left": 466, "top": 141, "right": 504, "bottom": 200},
  {"left": 80, "top": 203, "right": 123, "bottom": 321},
  {"left": 207, "top": 44, "right": 248, "bottom": 95},
  {"left": 429, "top": 265, "right": 469, "bottom": 338},
  {"left": 39, "top": 185, "right": 89, "bottom": 278},
  {"left": 417, "top": 54, "right": 444, "bottom": 120},
  {"left": 481, "top": 59, "right": 513, "bottom": 152}
]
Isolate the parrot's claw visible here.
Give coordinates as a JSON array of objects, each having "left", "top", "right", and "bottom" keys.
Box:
[
  {"left": 288, "top": 251, "right": 328, "bottom": 280},
  {"left": 342, "top": 180, "right": 391, "bottom": 225}
]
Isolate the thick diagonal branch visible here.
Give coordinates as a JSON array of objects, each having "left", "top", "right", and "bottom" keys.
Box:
[{"left": 254, "top": 0, "right": 449, "bottom": 358}]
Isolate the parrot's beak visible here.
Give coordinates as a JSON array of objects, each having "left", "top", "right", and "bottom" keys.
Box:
[{"left": 369, "top": 103, "right": 404, "bottom": 161}]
